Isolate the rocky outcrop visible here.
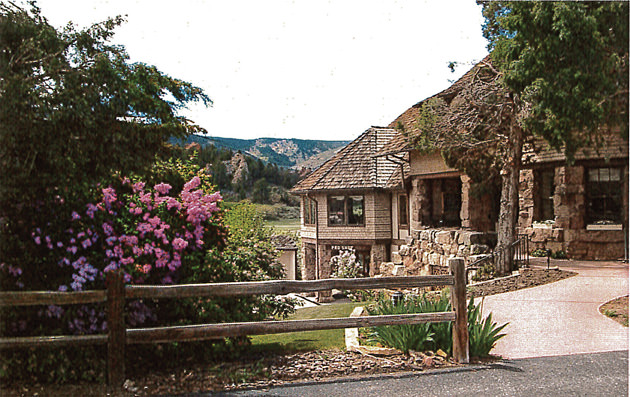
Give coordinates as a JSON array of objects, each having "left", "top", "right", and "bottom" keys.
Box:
[{"left": 224, "top": 152, "right": 249, "bottom": 185}]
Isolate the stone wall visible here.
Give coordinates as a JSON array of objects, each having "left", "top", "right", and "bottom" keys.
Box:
[
  {"left": 518, "top": 164, "right": 628, "bottom": 260},
  {"left": 383, "top": 229, "right": 496, "bottom": 276}
]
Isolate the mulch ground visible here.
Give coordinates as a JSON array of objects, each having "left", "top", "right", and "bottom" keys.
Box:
[
  {"left": 599, "top": 295, "right": 629, "bottom": 327},
  {"left": 1, "top": 268, "right": 579, "bottom": 396}
]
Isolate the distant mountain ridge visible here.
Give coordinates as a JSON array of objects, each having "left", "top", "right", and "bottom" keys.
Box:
[{"left": 179, "top": 134, "right": 350, "bottom": 169}]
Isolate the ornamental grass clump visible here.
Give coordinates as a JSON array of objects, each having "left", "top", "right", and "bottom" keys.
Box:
[{"left": 367, "top": 291, "right": 507, "bottom": 358}]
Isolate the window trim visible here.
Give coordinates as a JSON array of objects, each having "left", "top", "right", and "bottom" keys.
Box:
[
  {"left": 585, "top": 166, "right": 623, "bottom": 226},
  {"left": 398, "top": 194, "right": 408, "bottom": 227},
  {"left": 327, "top": 194, "right": 365, "bottom": 227},
  {"left": 303, "top": 196, "right": 317, "bottom": 226}
]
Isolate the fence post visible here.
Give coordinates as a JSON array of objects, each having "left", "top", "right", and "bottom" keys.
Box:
[
  {"left": 106, "top": 271, "right": 125, "bottom": 391},
  {"left": 449, "top": 257, "right": 469, "bottom": 363}
]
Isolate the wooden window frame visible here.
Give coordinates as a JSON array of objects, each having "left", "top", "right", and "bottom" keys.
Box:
[
  {"left": 586, "top": 167, "right": 623, "bottom": 225},
  {"left": 398, "top": 194, "right": 408, "bottom": 227},
  {"left": 327, "top": 194, "right": 365, "bottom": 227},
  {"left": 303, "top": 196, "right": 317, "bottom": 226}
]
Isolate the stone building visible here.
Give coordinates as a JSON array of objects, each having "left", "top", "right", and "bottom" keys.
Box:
[
  {"left": 291, "top": 60, "right": 627, "bottom": 300},
  {"left": 290, "top": 127, "right": 408, "bottom": 301}
]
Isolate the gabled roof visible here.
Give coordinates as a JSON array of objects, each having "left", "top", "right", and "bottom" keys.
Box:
[{"left": 290, "top": 127, "right": 402, "bottom": 193}]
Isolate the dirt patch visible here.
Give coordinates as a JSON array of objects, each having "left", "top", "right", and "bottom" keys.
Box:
[{"left": 599, "top": 295, "right": 629, "bottom": 327}]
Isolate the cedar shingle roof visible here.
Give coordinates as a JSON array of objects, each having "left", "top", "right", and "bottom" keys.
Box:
[
  {"left": 380, "top": 54, "right": 628, "bottom": 164},
  {"left": 290, "top": 127, "right": 402, "bottom": 193},
  {"left": 524, "top": 132, "right": 628, "bottom": 165}
]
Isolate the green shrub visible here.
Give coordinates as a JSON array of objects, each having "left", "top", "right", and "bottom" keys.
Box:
[
  {"left": 530, "top": 248, "right": 549, "bottom": 257},
  {"left": 551, "top": 250, "right": 567, "bottom": 259}
]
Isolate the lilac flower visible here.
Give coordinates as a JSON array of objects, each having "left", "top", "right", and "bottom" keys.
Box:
[
  {"left": 122, "top": 177, "right": 131, "bottom": 185},
  {"left": 57, "top": 241, "right": 63, "bottom": 248},
  {"left": 172, "top": 237, "right": 188, "bottom": 251},
  {"left": 71, "top": 211, "right": 81, "bottom": 220},
  {"left": 67, "top": 246, "right": 78, "bottom": 254},
  {"left": 86, "top": 203, "right": 98, "bottom": 218},
  {"left": 102, "top": 222, "right": 114, "bottom": 236},
  {"left": 81, "top": 239, "right": 92, "bottom": 249},
  {"left": 102, "top": 187, "right": 117, "bottom": 209},
  {"left": 46, "top": 305, "right": 64, "bottom": 319},
  {"left": 8, "top": 266, "right": 22, "bottom": 276},
  {"left": 58, "top": 285, "right": 68, "bottom": 292},
  {"left": 166, "top": 197, "right": 181, "bottom": 211},
  {"left": 154, "top": 183, "right": 172, "bottom": 195},
  {"left": 183, "top": 176, "right": 201, "bottom": 191},
  {"left": 132, "top": 181, "right": 145, "bottom": 193},
  {"left": 34, "top": 236, "right": 41, "bottom": 245}
]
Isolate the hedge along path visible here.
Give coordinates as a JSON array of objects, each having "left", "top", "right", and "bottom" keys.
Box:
[{"left": 0, "top": 258, "right": 469, "bottom": 391}]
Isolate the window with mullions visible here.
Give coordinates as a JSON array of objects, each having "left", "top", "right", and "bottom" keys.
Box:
[
  {"left": 586, "top": 167, "right": 622, "bottom": 224},
  {"left": 398, "top": 195, "right": 408, "bottom": 226},
  {"left": 303, "top": 197, "right": 317, "bottom": 225},
  {"left": 327, "top": 195, "right": 364, "bottom": 226}
]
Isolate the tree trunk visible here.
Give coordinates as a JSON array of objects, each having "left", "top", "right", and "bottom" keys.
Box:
[{"left": 495, "top": 124, "right": 523, "bottom": 276}]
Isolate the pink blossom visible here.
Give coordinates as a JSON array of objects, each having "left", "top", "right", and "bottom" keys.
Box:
[
  {"left": 166, "top": 197, "right": 181, "bottom": 211},
  {"left": 139, "top": 192, "right": 152, "bottom": 205},
  {"left": 102, "top": 187, "right": 117, "bottom": 208},
  {"left": 34, "top": 236, "right": 41, "bottom": 245},
  {"left": 154, "top": 183, "right": 172, "bottom": 195},
  {"left": 142, "top": 264, "right": 152, "bottom": 273},
  {"left": 71, "top": 211, "right": 81, "bottom": 220},
  {"left": 172, "top": 237, "right": 188, "bottom": 251},
  {"left": 122, "top": 177, "right": 131, "bottom": 185},
  {"left": 132, "top": 181, "right": 145, "bottom": 193},
  {"left": 183, "top": 176, "right": 201, "bottom": 192}
]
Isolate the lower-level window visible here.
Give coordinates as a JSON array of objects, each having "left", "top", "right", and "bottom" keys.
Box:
[
  {"left": 328, "top": 195, "right": 364, "bottom": 226},
  {"left": 586, "top": 167, "right": 622, "bottom": 224}
]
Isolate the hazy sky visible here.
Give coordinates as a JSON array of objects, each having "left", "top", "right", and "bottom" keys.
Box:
[{"left": 36, "top": 0, "right": 489, "bottom": 141}]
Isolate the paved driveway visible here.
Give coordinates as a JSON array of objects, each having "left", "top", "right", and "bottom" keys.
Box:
[{"left": 479, "top": 259, "right": 628, "bottom": 359}]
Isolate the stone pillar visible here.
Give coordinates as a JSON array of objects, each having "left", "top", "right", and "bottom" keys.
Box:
[
  {"left": 410, "top": 177, "right": 433, "bottom": 230},
  {"left": 369, "top": 244, "right": 387, "bottom": 276},
  {"left": 554, "top": 166, "right": 585, "bottom": 230},
  {"left": 518, "top": 169, "right": 534, "bottom": 229},
  {"left": 461, "top": 176, "right": 494, "bottom": 232},
  {"left": 317, "top": 244, "right": 333, "bottom": 302},
  {"left": 301, "top": 243, "right": 316, "bottom": 281}
]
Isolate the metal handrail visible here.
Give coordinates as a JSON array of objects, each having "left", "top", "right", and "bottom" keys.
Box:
[{"left": 467, "top": 234, "right": 530, "bottom": 278}]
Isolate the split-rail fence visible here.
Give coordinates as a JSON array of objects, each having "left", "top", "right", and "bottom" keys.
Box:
[{"left": 0, "top": 258, "right": 469, "bottom": 390}]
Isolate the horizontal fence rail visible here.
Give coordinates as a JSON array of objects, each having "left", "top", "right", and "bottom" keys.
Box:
[
  {"left": 126, "top": 312, "right": 457, "bottom": 344},
  {"left": 0, "top": 290, "right": 107, "bottom": 307},
  {"left": 0, "top": 259, "right": 469, "bottom": 390},
  {"left": 125, "top": 275, "right": 455, "bottom": 299}
]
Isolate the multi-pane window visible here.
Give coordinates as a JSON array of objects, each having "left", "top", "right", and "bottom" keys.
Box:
[
  {"left": 398, "top": 195, "right": 408, "bottom": 226},
  {"left": 586, "top": 167, "right": 622, "bottom": 224},
  {"left": 303, "top": 197, "right": 317, "bottom": 225},
  {"left": 534, "top": 169, "right": 555, "bottom": 221},
  {"left": 328, "top": 195, "right": 364, "bottom": 226}
]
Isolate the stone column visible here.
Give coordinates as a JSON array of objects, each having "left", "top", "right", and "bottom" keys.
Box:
[
  {"left": 301, "top": 243, "right": 316, "bottom": 281},
  {"left": 317, "top": 244, "right": 333, "bottom": 302},
  {"left": 518, "top": 169, "right": 534, "bottom": 229},
  {"left": 369, "top": 244, "right": 387, "bottom": 276}
]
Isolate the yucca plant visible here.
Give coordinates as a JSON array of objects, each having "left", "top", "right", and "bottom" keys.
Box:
[
  {"left": 367, "top": 296, "right": 434, "bottom": 354},
  {"left": 467, "top": 296, "right": 508, "bottom": 358},
  {"left": 366, "top": 291, "right": 508, "bottom": 358}
]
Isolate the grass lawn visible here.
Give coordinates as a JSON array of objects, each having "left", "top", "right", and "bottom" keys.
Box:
[
  {"left": 249, "top": 301, "right": 368, "bottom": 353},
  {"left": 265, "top": 218, "right": 300, "bottom": 233}
]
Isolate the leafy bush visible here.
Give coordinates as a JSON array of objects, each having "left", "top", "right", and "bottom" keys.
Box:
[
  {"left": 530, "top": 248, "right": 549, "bottom": 257},
  {"left": 367, "top": 291, "right": 508, "bottom": 358},
  {"left": 0, "top": 160, "right": 296, "bottom": 383},
  {"left": 551, "top": 250, "right": 567, "bottom": 259},
  {"left": 471, "top": 261, "right": 496, "bottom": 282},
  {"left": 330, "top": 250, "right": 378, "bottom": 302}
]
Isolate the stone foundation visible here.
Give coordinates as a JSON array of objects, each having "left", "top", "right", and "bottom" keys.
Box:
[{"left": 382, "top": 228, "right": 496, "bottom": 276}]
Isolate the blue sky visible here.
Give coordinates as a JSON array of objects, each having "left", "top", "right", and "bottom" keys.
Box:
[{"left": 37, "top": 0, "right": 489, "bottom": 141}]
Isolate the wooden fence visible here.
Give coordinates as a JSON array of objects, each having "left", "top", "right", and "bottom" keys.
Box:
[{"left": 0, "top": 258, "right": 469, "bottom": 390}]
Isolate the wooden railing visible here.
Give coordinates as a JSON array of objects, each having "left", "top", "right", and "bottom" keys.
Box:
[{"left": 0, "top": 258, "right": 469, "bottom": 390}]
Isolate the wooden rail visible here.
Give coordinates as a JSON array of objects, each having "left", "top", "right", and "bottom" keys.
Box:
[{"left": 0, "top": 258, "right": 469, "bottom": 390}]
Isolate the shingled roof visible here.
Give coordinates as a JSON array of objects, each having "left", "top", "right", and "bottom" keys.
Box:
[
  {"left": 290, "top": 127, "right": 402, "bottom": 193},
  {"left": 379, "top": 55, "right": 628, "bottom": 164}
]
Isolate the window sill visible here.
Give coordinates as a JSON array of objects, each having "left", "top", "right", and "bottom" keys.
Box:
[{"left": 586, "top": 224, "right": 623, "bottom": 231}]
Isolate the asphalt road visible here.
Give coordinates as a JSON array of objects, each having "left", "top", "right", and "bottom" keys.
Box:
[{"left": 211, "top": 350, "right": 628, "bottom": 397}]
